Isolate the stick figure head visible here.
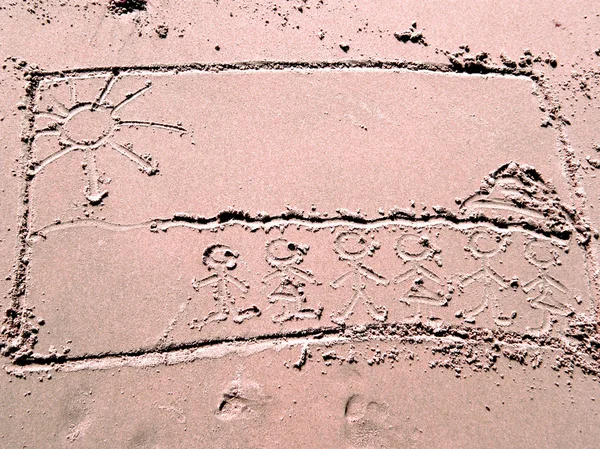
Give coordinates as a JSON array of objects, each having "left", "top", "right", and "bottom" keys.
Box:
[
  {"left": 466, "top": 230, "right": 506, "bottom": 259},
  {"left": 395, "top": 233, "right": 437, "bottom": 262},
  {"left": 265, "top": 238, "right": 309, "bottom": 267},
  {"left": 333, "top": 231, "right": 380, "bottom": 261},
  {"left": 203, "top": 244, "right": 239, "bottom": 270},
  {"left": 524, "top": 239, "right": 560, "bottom": 270}
]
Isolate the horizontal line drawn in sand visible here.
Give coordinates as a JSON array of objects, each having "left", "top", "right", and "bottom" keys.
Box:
[
  {"left": 7, "top": 321, "right": 600, "bottom": 377},
  {"left": 29, "top": 74, "right": 187, "bottom": 204},
  {"left": 4, "top": 59, "right": 597, "bottom": 374},
  {"left": 27, "top": 161, "right": 581, "bottom": 242},
  {"left": 28, "top": 58, "right": 537, "bottom": 80}
]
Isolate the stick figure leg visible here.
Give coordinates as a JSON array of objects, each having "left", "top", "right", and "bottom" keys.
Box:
[
  {"left": 526, "top": 309, "right": 552, "bottom": 336},
  {"left": 204, "top": 304, "right": 229, "bottom": 325},
  {"left": 363, "top": 292, "right": 388, "bottom": 322},
  {"left": 233, "top": 305, "right": 261, "bottom": 324},
  {"left": 399, "top": 297, "right": 422, "bottom": 323},
  {"left": 464, "top": 281, "right": 490, "bottom": 324},
  {"left": 492, "top": 295, "right": 515, "bottom": 327},
  {"left": 331, "top": 289, "right": 361, "bottom": 325},
  {"left": 295, "top": 298, "right": 323, "bottom": 320},
  {"left": 271, "top": 294, "right": 297, "bottom": 323}
]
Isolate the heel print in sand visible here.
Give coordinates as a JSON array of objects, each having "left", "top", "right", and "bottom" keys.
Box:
[
  {"left": 458, "top": 230, "right": 516, "bottom": 327},
  {"left": 262, "top": 238, "right": 323, "bottom": 323},
  {"left": 330, "top": 231, "right": 389, "bottom": 325},
  {"left": 521, "top": 239, "right": 575, "bottom": 336},
  {"left": 394, "top": 233, "right": 451, "bottom": 325}
]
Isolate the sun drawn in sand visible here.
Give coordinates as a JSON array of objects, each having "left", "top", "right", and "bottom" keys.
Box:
[{"left": 30, "top": 74, "right": 187, "bottom": 204}]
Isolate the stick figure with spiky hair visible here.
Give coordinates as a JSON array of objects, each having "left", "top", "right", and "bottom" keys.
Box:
[{"left": 330, "top": 231, "right": 389, "bottom": 325}]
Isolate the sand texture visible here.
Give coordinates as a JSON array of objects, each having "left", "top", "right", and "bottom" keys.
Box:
[{"left": 1, "top": 1, "right": 600, "bottom": 447}]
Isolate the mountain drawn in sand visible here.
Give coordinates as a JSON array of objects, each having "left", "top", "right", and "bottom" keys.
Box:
[{"left": 458, "top": 161, "right": 577, "bottom": 236}]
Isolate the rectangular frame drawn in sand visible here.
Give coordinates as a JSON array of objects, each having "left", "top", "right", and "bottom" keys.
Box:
[{"left": 3, "top": 59, "right": 598, "bottom": 375}]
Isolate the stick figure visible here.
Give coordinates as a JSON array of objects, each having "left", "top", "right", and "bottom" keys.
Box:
[
  {"left": 330, "top": 231, "right": 389, "bottom": 325},
  {"left": 459, "top": 230, "right": 515, "bottom": 327},
  {"left": 394, "top": 233, "right": 450, "bottom": 323},
  {"left": 192, "top": 244, "right": 260, "bottom": 326},
  {"left": 262, "top": 238, "right": 323, "bottom": 323},
  {"left": 522, "top": 239, "right": 574, "bottom": 335}
]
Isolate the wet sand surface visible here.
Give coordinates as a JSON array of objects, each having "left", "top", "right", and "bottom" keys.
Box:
[{"left": 1, "top": 1, "right": 600, "bottom": 447}]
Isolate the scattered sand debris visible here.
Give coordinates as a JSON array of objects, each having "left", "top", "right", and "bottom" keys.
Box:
[
  {"left": 108, "top": 0, "right": 147, "bottom": 14},
  {"left": 394, "top": 22, "right": 428, "bottom": 46}
]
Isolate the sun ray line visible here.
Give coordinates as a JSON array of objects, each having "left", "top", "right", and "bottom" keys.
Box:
[
  {"left": 32, "top": 128, "right": 61, "bottom": 139},
  {"left": 109, "top": 141, "right": 157, "bottom": 174},
  {"left": 69, "top": 82, "right": 76, "bottom": 104},
  {"left": 111, "top": 83, "right": 152, "bottom": 114},
  {"left": 83, "top": 147, "right": 108, "bottom": 204},
  {"left": 49, "top": 95, "right": 71, "bottom": 116},
  {"left": 94, "top": 74, "right": 117, "bottom": 107},
  {"left": 30, "top": 145, "right": 80, "bottom": 175},
  {"left": 35, "top": 111, "right": 67, "bottom": 122},
  {"left": 115, "top": 120, "right": 187, "bottom": 133}
]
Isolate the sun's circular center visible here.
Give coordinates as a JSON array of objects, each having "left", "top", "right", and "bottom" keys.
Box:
[{"left": 63, "top": 105, "right": 113, "bottom": 146}]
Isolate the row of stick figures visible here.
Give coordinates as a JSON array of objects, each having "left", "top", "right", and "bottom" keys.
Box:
[{"left": 188, "top": 230, "right": 575, "bottom": 335}]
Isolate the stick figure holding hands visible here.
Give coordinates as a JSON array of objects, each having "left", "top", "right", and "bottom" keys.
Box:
[
  {"left": 193, "top": 244, "right": 260, "bottom": 326},
  {"left": 262, "top": 238, "right": 323, "bottom": 323},
  {"left": 394, "top": 233, "right": 450, "bottom": 324},
  {"left": 330, "top": 231, "right": 389, "bottom": 325},
  {"left": 458, "top": 230, "right": 515, "bottom": 327},
  {"left": 522, "top": 239, "right": 574, "bottom": 335}
]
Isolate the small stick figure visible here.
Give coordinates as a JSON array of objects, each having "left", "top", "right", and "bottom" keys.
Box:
[
  {"left": 330, "top": 231, "right": 389, "bottom": 325},
  {"left": 262, "top": 238, "right": 323, "bottom": 323},
  {"left": 193, "top": 244, "right": 260, "bottom": 326},
  {"left": 522, "top": 239, "right": 574, "bottom": 335},
  {"left": 459, "top": 230, "right": 515, "bottom": 327},
  {"left": 394, "top": 233, "right": 450, "bottom": 324}
]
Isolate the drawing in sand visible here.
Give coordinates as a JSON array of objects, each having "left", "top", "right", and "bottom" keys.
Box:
[
  {"left": 30, "top": 75, "right": 187, "bottom": 204},
  {"left": 191, "top": 244, "right": 260, "bottom": 327},
  {"left": 521, "top": 239, "right": 575, "bottom": 335},
  {"left": 394, "top": 233, "right": 450, "bottom": 324},
  {"left": 330, "top": 231, "right": 389, "bottom": 324},
  {"left": 459, "top": 162, "right": 574, "bottom": 235},
  {"left": 262, "top": 238, "right": 323, "bottom": 323},
  {"left": 458, "top": 230, "right": 516, "bottom": 327}
]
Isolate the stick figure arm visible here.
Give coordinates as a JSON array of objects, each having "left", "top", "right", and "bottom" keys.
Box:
[
  {"left": 192, "top": 274, "right": 218, "bottom": 290},
  {"left": 545, "top": 274, "right": 568, "bottom": 294},
  {"left": 459, "top": 268, "right": 484, "bottom": 287},
  {"left": 359, "top": 265, "right": 389, "bottom": 286},
  {"left": 261, "top": 270, "right": 281, "bottom": 284},
  {"left": 393, "top": 267, "right": 415, "bottom": 284},
  {"left": 521, "top": 277, "right": 542, "bottom": 293},
  {"left": 331, "top": 271, "right": 352, "bottom": 289},
  {"left": 420, "top": 265, "right": 444, "bottom": 285},
  {"left": 225, "top": 274, "right": 249, "bottom": 294},
  {"left": 289, "top": 266, "right": 317, "bottom": 284},
  {"left": 486, "top": 266, "right": 509, "bottom": 288}
]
